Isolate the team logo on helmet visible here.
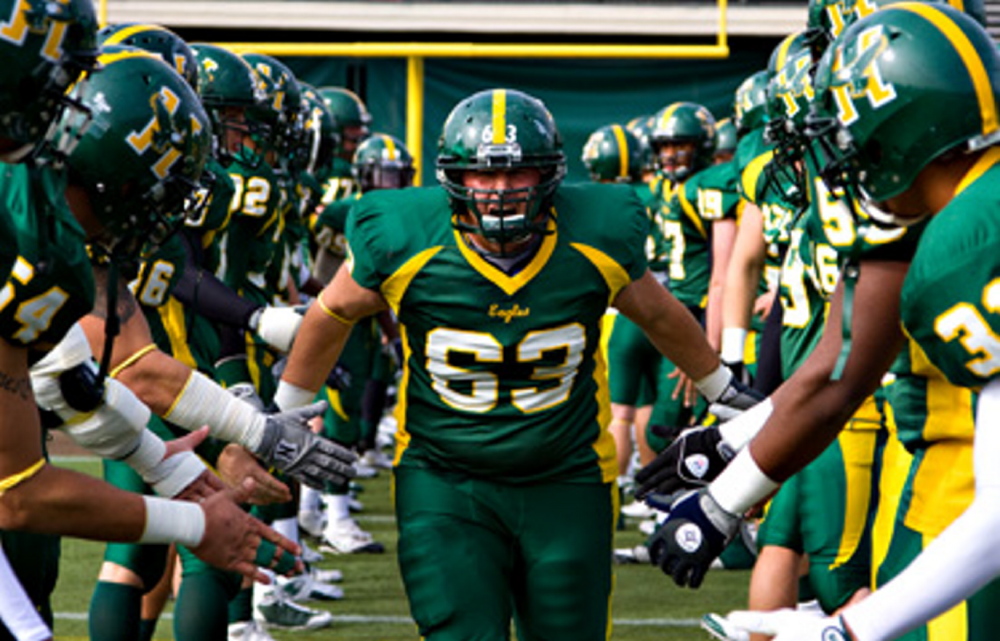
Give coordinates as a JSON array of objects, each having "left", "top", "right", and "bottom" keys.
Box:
[{"left": 828, "top": 25, "right": 896, "bottom": 126}]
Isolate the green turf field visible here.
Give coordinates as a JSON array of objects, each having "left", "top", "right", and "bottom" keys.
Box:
[{"left": 49, "top": 457, "right": 749, "bottom": 641}]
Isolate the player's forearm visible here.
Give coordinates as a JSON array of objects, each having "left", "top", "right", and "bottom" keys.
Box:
[
  {"left": 114, "top": 349, "right": 193, "bottom": 416},
  {"left": 0, "top": 464, "right": 146, "bottom": 540},
  {"left": 617, "top": 271, "right": 720, "bottom": 381},
  {"left": 280, "top": 296, "right": 355, "bottom": 395},
  {"left": 751, "top": 261, "right": 906, "bottom": 480}
]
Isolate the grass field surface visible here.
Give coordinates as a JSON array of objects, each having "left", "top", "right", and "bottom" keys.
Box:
[{"left": 49, "top": 457, "right": 749, "bottom": 641}]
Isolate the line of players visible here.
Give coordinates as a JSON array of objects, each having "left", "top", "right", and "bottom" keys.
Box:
[
  {"left": 587, "top": 0, "right": 1000, "bottom": 640},
  {"left": 0, "top": 5, "right": 420, "bottom": 640}
]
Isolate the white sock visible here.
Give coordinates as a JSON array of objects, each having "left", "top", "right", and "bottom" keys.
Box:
[
  {"left": 300, "top": 486, "right": 322, "bottom": 514},
  {"left": 322, "top": 493, "right": 351, "bottom": 523},
  {"left": 272, "top": 517, "right": 300, "bottom": 544}
]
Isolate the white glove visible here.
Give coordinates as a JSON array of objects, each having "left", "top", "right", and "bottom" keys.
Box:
[
  {"left": 249, "top": 306, "right": 303, "bottom": 353},
  {"left": 723, "top": 608, "right": 853, "bottom": 641}
]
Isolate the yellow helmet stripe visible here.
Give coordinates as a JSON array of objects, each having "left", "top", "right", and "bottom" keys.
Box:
[
  {"left": 381, "top": 134, "right": 398, "bottom": 160},
  {"left": 492, "top": 89, "right": 506, "bottom": 144},
  {"left": 610, "top": 124, "right": 629, "bottom": 178},
  {"left": 102, "top": 23, "right": 169, "bottom": 45},
  {"left": 658, "top": 103, "right": 681, "bottom": 131},
  {"left": 98, "top": 48, "right": 159, "bottom": 66},
  {"left": 893, "top": 3, "right": 997, "bottom": 136},
  {"left": 947, "top": 0, "right": 967, "bottom": 15},
  {"left": 774, "top": 33, "right": 798, "bottom": 73}
]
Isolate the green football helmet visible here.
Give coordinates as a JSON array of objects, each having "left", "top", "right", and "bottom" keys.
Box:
[
  {"left": 807, "top": 2, "right": 1000, "bottom": 222},
  {"left": 352, "top": 133, "right": 415, "bottom": 192},
  {"left": 191, "top": 43, "right": 263, "bottom": 166},
  {"left": 625, "top": 114, "right": 657, "bottom": 175},
  {"left": 581, "top": 123, "right": 643, "bottom": 183},
  {"left": 808, "top": 0, "right": 987, "bottom": 63},
  {"left": 0, "top": 0, "right": 99, "bottom": 156},
  {"left": 51, "top": 47, "right": 212, "bottom": 257},
  {"left": 650, "top": 101, "right": 716, "bottom": 180},
  {"left": 767, "top": 31, "right": 811, "bottom": 76},
  {"left": 99, "top": 23, "right": 198, "bottom": 91},
  {"left": 299, "top": 82, "right": 338, "bottom": 176},
  {"left": 714, "top": 118, "right": 738, "bottom": 161},
  {"left": 733, "top": 70, "right": 771, "bottom": 136},
  {"left": 318, "top": 86, "right": 372, "bottom": 159},
  {"left": 436, "top": 88, "right": 566, "bottom": 248},
  {"left": 763, "top": 46, "right": 816, "bottom": 210},
  {"left": 243, "top": 52, "right": 301, "bottom": 164}
]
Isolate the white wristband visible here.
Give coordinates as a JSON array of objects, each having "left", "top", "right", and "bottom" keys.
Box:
[
  {"left": 695, "top": 364, "right": 732, "bottom": 403},
  {"left": 708, "top": 448, "right": 779, "bottom": 515},
  {"left": 274, "top": 379, "right": 317, "bottom": 411},
  {"left": 718, "top": 397, "right": 774, "bottom": 451},
  {"left": 144, "top": 450, "right": 209, "bottom": 499},
  {"left": 720, "top": 328, "right": 748, "bottom": 364},
  {"left": 164, "top": 372, "right": 266, "bottom": 451},
  {"left": 140, "top": 496, "right": 205, "bottom": 547}
]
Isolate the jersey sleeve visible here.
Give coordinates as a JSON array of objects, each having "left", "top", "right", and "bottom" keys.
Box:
[{"left": 901, "top": 212, "right": 1000, "bottom": 391}]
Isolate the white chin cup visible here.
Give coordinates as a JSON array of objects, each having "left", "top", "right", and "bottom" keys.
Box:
[{"left": 858, "top": 188, "right": 929, "bottom": 228}]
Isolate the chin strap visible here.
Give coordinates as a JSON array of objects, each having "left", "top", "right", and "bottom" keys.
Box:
[{"left": 96, "top": 259, "right": 121, "bottom": 386}]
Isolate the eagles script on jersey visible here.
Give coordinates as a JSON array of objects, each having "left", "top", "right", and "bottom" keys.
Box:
[{"left": 346, "top": 183, "right": 649, "bottom": 484}]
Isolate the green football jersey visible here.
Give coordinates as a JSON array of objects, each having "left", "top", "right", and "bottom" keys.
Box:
[
  {"left": 346, "top": 183, "right": 648, "bottom": 484},
  {"left": 0, "top": 164, "right": 94, "bottom": 354},
  {"left": 901, "top": 149, "right": 1000, "bottom": 392},
  {"left": 319, "top": 158, "right": 358, "bottom": 205},
  {"left": 736, "top": 129, "right": 796, "bottom": 294},
  {"left": 220, "top": 158, "right": 283, "bottom": 299},
  {"left": 310, "top": 194, "right": 357, "bottom": 259},
  {"left": 778, "top": 209, "right": 839, "bottom": 375},
  {"left": 661, "top": 163, "right": 740, "bottom": 309}
]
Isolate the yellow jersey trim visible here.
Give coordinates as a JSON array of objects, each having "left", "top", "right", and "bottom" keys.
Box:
[
  {"left": 570, "top": 242, "right": 632, "bottom": 304},
  {"left": 381, "top": 247, "right": 444, "bottom": 314},
  {"left": 453, "top": 216, "right": 558, "bottom": 297},
  {"left": 955, "top": 145, "right": 1000, "bottom": 195}
]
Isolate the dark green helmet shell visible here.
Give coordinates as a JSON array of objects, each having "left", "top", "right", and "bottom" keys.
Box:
[
  {"left": 352, "top": 133, "right": 415, "bottom": 191},
  {"left": 714, "top": 118, "right": 738, "bottom": 156},
  {"left": 625, "top": 114, "right": 656, "bottom": 173},
  {"left": 0, "top": 0, "right": 99, "bottom": 150},
  {"left": 809, "top": 3, "right": 1000, "bottom": 202},
  {"left": 436, "top": 88, "right": 566, "bottom": 248},
  {"left": 650, "top": 101, "right": 716, "bottom": 180},
  {"left": 299, "top": 82, "right": 337, "bottom": 175},
  {"left": 581, "top": 124, "right": 643, "bottom": 183},
  {"left": 734, "top": 70, "right": 771, "bottom": 136},
  {"left": 55, "top": 48, "right": 211, "bottom": 257},
  {"left": 99, "top": 23, "right": 198, "bottom": 91},
  {"left": 318, "top": 86, "right": 371, "bottom": 157}
]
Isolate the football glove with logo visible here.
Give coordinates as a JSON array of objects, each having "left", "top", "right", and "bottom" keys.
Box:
[
  {"left": 634, "top": 425, "right": 735, "bottom": 500},
  {"left": 255, "top": 401, "right": 357, "bottom": 489},
  {"left": 721, "top": 609, "right": 853, "bottom": 641},
  {"left": 647, "top": 488, "right": 740, "bottom": 588}
]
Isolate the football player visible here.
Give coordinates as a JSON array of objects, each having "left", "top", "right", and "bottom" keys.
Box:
[{"left": 272, "top": 87, "right": 757, "bottom": 640}]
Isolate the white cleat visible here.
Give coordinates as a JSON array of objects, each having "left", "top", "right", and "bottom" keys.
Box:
[
  {"left": 227, "top": 620, "right": 276, "bottom": 641},
  {"left": 620, "top": 500, "right": 656, "bottom": 519},
  {"left": 319, "top": 517, "right": 385, "bottom": 554}
]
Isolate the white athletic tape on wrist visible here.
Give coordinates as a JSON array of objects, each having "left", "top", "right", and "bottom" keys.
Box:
[
  {"left": 274, "top": 380, "right": 317, "bottom": 411},
  {"left": 718, "top": 397, "right": 774, "bottom": 451},
  {"left": 136, "top": 444, "right": 208, "bottom": 499},
  {"left": 720, "top": 328, "right": 748, "bottom": 364},
  {"left": 29, "top": 323, "right": 91, "bottom": 380},
  {"left": 141, "top": 496, "right": 205, "bottom": 546},
  {"left": 59, "top": 378, "right": 153, "bottom": 460},
  {"left": 709, "top": 448, "right": 778, "bottom": 516},
  {"left": 165, "top": 371, "right": 266, "bottom": 451},
  {"left": 695, "top": 364, "right": 732, "bottom": 403}
]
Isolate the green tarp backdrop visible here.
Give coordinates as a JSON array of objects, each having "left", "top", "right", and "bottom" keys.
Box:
[{"left": 281, "top": 41, "right": 774, "bottom": 184}]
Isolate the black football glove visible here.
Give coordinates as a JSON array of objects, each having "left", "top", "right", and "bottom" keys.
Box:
[
  {"left": 647, "top": 488, "right": 740, "bottom": 588},
  {"left": 634, "top": 425, "right": 735, "bottom": 500}
]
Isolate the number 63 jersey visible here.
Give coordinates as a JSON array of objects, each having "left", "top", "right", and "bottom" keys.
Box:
[
  {"left": 900, "top": 149, "right": 1000, "bottom": 393},
  {"left": 347, "top": 183, "right": 649, "bottom": 484}
]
